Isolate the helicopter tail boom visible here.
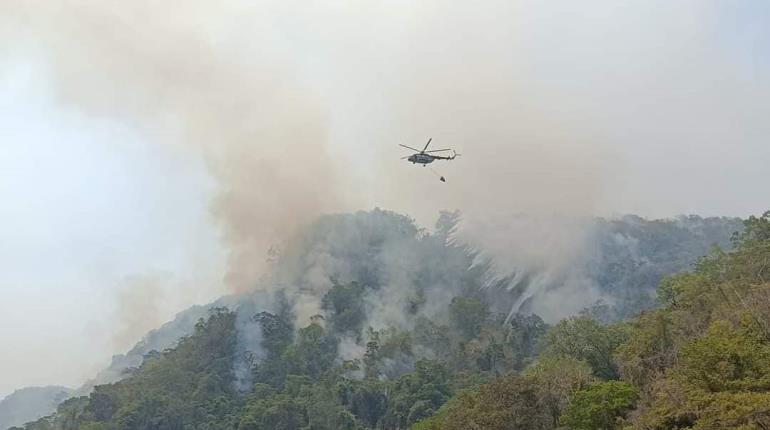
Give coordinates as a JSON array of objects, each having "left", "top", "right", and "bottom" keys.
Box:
[{"left": 431, "top": 150, "right": 459, "bottom": 160}]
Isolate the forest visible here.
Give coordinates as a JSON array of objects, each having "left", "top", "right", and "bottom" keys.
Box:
[{"left": 11, "top": 210, "right": 769, "bottom": 430}]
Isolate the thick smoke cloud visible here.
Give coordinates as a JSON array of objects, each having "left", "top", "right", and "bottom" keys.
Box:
[
  {"left": 459, "top": 215, "right": 603, "bottom": 322},
  {"left": 2, "top": 0, "right": 354, "bottom": 295},
  {"left": 0, "top": 2, "right": 613, "bottom": 327},
  {"left": 4, "top": 0, "right": 767, "bottom": 291}
]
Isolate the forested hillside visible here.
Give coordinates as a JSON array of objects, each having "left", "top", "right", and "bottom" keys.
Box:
[
  {"left": 13, "top": 210, "right": 762, "bottom": 430},
  {"left": 417, "top": 211, "right": 770, "bottom": 429},
  {"left": 84, "top": 211, "right": 741, "bottom": 393}
]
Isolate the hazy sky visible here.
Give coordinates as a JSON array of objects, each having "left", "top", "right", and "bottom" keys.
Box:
[
  {"left": 0, "top": 62, "right": 226, "bottom": 394},
  {"left": 1, "top": 1, "right": 768, "bottom": 398}
]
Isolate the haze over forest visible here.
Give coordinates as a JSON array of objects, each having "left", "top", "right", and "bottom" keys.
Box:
[{"left": 0, "top": 2, "right": 768, "bottom": 426}]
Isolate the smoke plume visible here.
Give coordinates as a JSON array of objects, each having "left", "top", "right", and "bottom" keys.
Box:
[
  {"left": 0, "top": 1, "right": 618, "bottom": 288},
  {"left": 2, "top": 1, "right": 353, "bottom": 295}
]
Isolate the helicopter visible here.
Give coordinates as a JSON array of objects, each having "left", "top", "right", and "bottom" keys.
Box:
[{"left": 399, "top": 138, "right": 459, "bottom": 166}]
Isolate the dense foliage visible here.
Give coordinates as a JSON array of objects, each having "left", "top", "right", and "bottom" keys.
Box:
[
  {"left": 12, "top": 210, "right": 762, "bottom": 430},
  {"left": 616, "top": 211, "right": 770, "bottom": 429}
]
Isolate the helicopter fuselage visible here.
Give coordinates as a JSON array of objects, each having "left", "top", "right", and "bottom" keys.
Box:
[{"left": 408, "top": 153, "right": 435, "bottom": 164}]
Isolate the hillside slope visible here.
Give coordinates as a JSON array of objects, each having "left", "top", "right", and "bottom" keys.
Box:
[
  {"left": 8, "top": 210, "right": 745, "bottom": 429},
  {"left": 416, "top": 211, "right": 770, "bottom": 429}
]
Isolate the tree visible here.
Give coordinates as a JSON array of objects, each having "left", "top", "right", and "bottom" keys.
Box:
[
  {"left": 508, "top": 313, "right": 548, "bottom": 370},
  {"left": 282, "top": 323, "right": 338, "bottom": 381},
  {"left": 240, "top": 394, "right": 306, "bottom": 430},
  {"left": 542, "top": 316, "right": 628, "bottom": 379},
  {"left": 635, "top": 318, "right": 770, "bottom": 429},
  {"left": 414, "top": 373, "right": 550, "bottom": 430},
  {"left": 253, "top": 311, "right": 295, "bottom": 389},
  {"left": 382, "top": 360, "right": 452, "bottom": 429},
  {"left": 560, "top": 381, "right": 638, "bottom": 430},
  {"left": 449, "top": 297, "right": 489, "bottom": 340},
  {"left": 614, "top": 310, "right": 676, "bottom": 396},
  {"left": 322, "top": 281, "right": 367, "bottom": 336},
  {"left": 525, "top": 356, "right": 595, "bottom": 427},
  {"left": 677, "top": 319, "right": 770, "bottom": 393},
  {"left": 338, "top": 379, "right": 388, "bottom": 428}
]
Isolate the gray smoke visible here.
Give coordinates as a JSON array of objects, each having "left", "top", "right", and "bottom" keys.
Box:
[
  {"left": 1, "top": 1, "right": 355, "bottom": 297},
  {"left": 3, "top": 0, "right": 765, "bottom": 326},
  {"left": 459, "top": 214, "right": 602, "bottom": 322},
  {"left": 230, "top": 292, "right": 281, "bottom": 392}
]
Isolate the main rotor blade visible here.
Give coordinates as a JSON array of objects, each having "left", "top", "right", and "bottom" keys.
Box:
[
  {"left": 399, "top": 143, "right": 422, "bottom": 152},
  {"left": 425, "top": 149, "right": 452, "bottom": 153},
  {"left": 422, "top": 138, "right": 433, "bottom": 152}
]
